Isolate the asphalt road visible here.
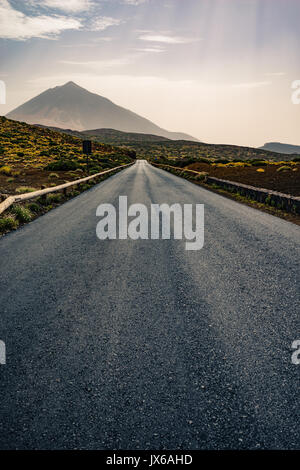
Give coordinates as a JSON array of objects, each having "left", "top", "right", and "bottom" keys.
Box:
[{"left": 0, "top": 160, "right": 299, "bottom": 450}]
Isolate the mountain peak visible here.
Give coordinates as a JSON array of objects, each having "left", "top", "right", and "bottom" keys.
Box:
[
  {"left": 6, "top": 82, "right": 199, "bottom": 141},
  {"left": 62, "top": 81, "right": 81, "bottom": 88}
]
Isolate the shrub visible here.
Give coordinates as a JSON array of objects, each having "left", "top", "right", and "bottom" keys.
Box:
[
  {"left": 250, "top": 160, "right": 267, "bottom": 166},
  {"left": 27, "top": 202, "right": 42, "bottom": 214},
  {"left": 277, "top": 166, "right": 292, "bottom": 172},
  {"left": 127, "top": 149, "right": 136, "bottom": 159},
  {"left": 36, "top": 196, "right": 48, "bottom": 206},
  {"left": 214, "top": 159, "right": 230, "bottom": 164},
  {"left": 88, "top": 164, "right": 101, "bottom": 173},
  {"left": 0, "top": 165, "right": 13, "bottom": 176},
  {"left": 256, "top": 168, "right": 265, "bottom": 172},
  {"left": 227, "top": 161, "right": 250, "bottom": 167},
  {"left": 6, "top": 177, "right": 14, "bottom": 183},
  {"left": 11, "top": 205, "right": 32, "bottom": 223},
  {"left": 15, "top": 186, "right": 37, "bottom": 193},
  {"left": 265, "top": 195, "right": 272, "bottom": 205},
  {"left": 0, "top": 216, "right": 19, "bottom": 233},
  {"left": 80, "top": 183, "right": 92, "bottom": 191},
  {"left": 45, "top": 160, "right": 79, "bottom": 171},
  {"left": 194, "top": 172, "right": 208, "bottom": 181},
  {"left": 46, "top": 193, "right": 63, "bottom": 203},
  {"left": 89, "top": 168, "right": 102, "bottom": 175}
]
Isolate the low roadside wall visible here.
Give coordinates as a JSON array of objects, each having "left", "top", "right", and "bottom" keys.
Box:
[
  {"left": 152, "top": 163, "right": 300, "bottom": 214},
  {"left": 0, "top": 162, "right": 134, "bottom": 216}
]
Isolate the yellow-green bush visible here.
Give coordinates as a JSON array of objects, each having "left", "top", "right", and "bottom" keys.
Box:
[
  {"left": 11, "top": 205, "right": 32, "bottom": 223},
  {"left": 0, "top": 165, "right": 13, "bottom": 176},
  {"left": 15, "top": 186, "right": 37, "bottom": 194},
  {"left": 0, "top": 216, "right": 19, "bottom": 232},
  {"left": 277, "top": 166, "right": 292, "bottom": 172}
]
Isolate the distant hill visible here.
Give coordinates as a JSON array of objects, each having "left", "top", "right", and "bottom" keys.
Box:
[
  {"left": 6, "top": 81, "right": 198, "bottom": 142},
  {"left": 132, "top": 141, "right": 295, "bottom": 162},
  {"left": 35, "top": 125, "right": 172, "bottom": 144},
  {"left": 33, "top": 123, "right": 294, "bottom": 162},
  {"left": 259, "top": 142, "right": 300, "bottom": 155},
  {"left": 82, "top": 128, "right": 172, "bottom": 143}
]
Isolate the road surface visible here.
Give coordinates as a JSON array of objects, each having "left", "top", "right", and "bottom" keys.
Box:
[{"left": 0, "top": 161, "right": 299, "bottom": 449}]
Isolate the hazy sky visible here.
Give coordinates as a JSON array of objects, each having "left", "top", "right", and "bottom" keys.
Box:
[{"left": 0, "top": 0, "right": 299, "bottom": 147}]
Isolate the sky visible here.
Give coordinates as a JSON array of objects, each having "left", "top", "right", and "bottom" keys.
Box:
[{"left": 0, "top": 0, "right": 299, "bottom": 147}]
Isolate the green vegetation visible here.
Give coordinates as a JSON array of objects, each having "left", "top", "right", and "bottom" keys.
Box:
[
  {"left": 194, "top": 172, "right": 208, "bottom": 181},
  {"left": 50, "top": 126, "right": 294, "bottom": 164},
  {"left": 0, "top": 116, "right": 135, "bottom": 174},
  {"left": 15, "top": 186, "right": 37, "bottom": 193},
  {"left": 46, "top": 193, "right": 64, "bottom": 203},
  {"left": 0, "top": 165, "right": 13, "bottom": 176},
  {"left": 0, "top": 216, "right": 19, "bottom": 233},
  {"left": 250, "top": 160, "right": 268, "bottom": 166},
  {"left": 27, "top": 202, "right": 42, "bottom": 213},
  {"left": 11, "top": 205, "right": 32, "bottom": 223},
  {"left": 120, "top": 141, "right": 291, "bottom": 163},
  {"left": 277, "top": 165, "right": 292, "bottom": 172},
  {"left": 45, "top": 160, "right": 80, "bottom": 171}
]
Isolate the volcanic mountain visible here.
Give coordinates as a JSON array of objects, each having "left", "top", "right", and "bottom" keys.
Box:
[{"left": 6, "top": 81, "right": 198, "bottom": 141}]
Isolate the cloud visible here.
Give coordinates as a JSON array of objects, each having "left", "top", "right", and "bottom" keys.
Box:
[
  {"left": 122, "top": 0, "right": 147, "bottom": 4},
  {"left": 59, "top": 43, "right": 96, "bottom": 48},
  {"left": 264, "top": 72, "right": 286, "bottom": 77},
  {"left": 134, "top": 47, "right": 165, "bottom": 53},
  {"left": 60, "top": 57, "right": 135, "bottom": 69},
  {"left": 139, "top": 34, "right": 198, "bottom": 44},
  {"left": 92, "top": 37, "right": 114, "bottom": 42},
  {"left": 90, "top": 16, "right": 122, "bottom": 31},
  {"left": 39, "top": 0, "right": 95, "bottom": 13},
  {"left": 232, "top": 81, "right": 272, "bottom": 89},
  {"left": 0, "top": 0, "right": 81, "bottom": 40}
]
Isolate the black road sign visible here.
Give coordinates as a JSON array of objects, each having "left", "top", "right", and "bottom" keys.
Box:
[{"left": 83, "top": 140, "right": 92, "bottom": 154}]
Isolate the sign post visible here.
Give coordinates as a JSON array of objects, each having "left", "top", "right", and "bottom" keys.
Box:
[{"left": 82, "top": 140, "right": 92, "bottom": 174}]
